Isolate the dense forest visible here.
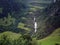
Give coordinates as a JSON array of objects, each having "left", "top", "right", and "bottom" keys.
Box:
[{"left": 0, "top": 0, "right": 60, "bottom": 45}]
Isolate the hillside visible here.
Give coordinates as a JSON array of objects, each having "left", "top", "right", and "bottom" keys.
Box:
[
  {"left": 0, "top": 0, "right": 60, "bottom": 39},
  {"left": 37, "top": 28, "right": 60, "bottom": 45},
  {"left": 0, "top": 28, "right": 60, "bottom": 45},
  {"left": 0, "top": 31, "right": 21, "bottom": 40},
  {"left": 0, "top": 0, "right": 60, "bottom": 45}
]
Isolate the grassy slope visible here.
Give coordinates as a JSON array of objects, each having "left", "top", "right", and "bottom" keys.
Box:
[
  {"left": 0, "top": 28, "right": 60, "bottom": 45},
  {"left": 0, "top": 31, "right": 21, "bottom": 40},
  {"left": 37, "top": 28, "right": 60, "bottom": 45}
]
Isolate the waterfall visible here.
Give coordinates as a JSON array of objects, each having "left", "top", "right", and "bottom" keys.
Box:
[{"left": 34, "top": 17, "right": 37, "bottom": 33}]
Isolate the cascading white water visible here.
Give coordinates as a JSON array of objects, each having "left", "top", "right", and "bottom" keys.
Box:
[{"left": 34, "top": 17, "right": 37, "bottom": 33}]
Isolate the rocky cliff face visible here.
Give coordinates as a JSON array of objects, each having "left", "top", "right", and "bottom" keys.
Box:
[{"left": 32, "top": 0, "right": 60, "bottom": 39}]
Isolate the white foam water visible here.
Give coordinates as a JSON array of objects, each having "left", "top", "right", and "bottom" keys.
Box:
[{"left": 34, "top": 17, "right": 37, "bottom": 33}]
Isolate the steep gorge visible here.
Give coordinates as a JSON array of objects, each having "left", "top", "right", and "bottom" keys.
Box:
[{"left": 0, "top": 0, "right": 60, "bottom": 39}]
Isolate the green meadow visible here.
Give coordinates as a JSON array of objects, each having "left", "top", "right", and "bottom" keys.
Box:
[{"left": 37, "top": 28, "right": 60, "bottom": 45}]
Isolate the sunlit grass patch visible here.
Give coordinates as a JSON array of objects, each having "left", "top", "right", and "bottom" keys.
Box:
[
  {"left": 0, "top": 31, "right": 21, "bottom": 40},
  {"left": 37, "top": 28, "right": 60, "bottom": 45},
  {"left": 18, "top": 23, "right": 31, "bottom": 31}
]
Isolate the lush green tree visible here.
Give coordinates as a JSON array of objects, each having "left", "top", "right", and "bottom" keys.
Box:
[{"left": 0, "top": 34, "right": 11, "bottom": 45}]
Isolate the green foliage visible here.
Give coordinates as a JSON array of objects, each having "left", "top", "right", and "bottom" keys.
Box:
[
  {"left": 32, "top": 38, "right": 38, "bottom": 45},
  {"left": 0, "top": 34, "right": 11, "bottom": 45},
  {"left": 16, "top": 34, "right": 32, "bottom": 45},
  {"left": 37, "top": 28, "right": 60, "bottom": 45},
  {"left": 18, "top": 22, "right": 31, "bottom": 31},
  {"left": 0, "top": 13, "right": 16, "bottom": 26},
  {"left": 29, "top": 5, "right": 45, "bottom": 9},
  {"left": 0, "top": 31, "right": 37, "bottom": 45}
]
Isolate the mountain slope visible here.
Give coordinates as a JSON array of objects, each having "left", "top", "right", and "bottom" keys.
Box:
[
  {"left": 0, "top": 31, "right": 21, "bottom": 40},
  {"left": 0, "top": 0, "right": 60, "bottom": 40},
  {"left": 33, "top": 0, "right": 60, "bottom": 39},
  {"left": 37, "top": 28, "right": 60, "bottom": 45}
]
